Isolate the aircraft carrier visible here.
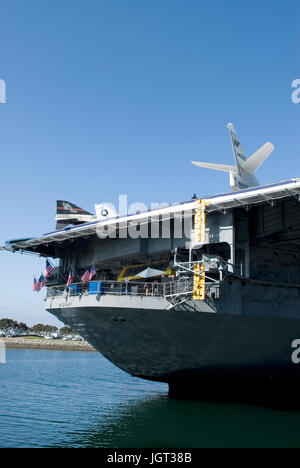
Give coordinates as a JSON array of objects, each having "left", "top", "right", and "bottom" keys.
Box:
[{"left": 3, "top": 124, "right": 300, "bottom": 402}]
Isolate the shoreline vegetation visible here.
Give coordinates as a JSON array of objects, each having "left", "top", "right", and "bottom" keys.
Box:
[
  {"left": 1, "top": 337, "right": 96, "bottom": 352},
  {"left": 0, "top": 318, "right": 95, "bottom": 351}
]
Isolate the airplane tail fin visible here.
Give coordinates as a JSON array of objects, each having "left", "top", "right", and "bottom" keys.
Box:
[
  {"left": 56, "top": 201, "right": 94, "bottom": 229},
  {"left": 227, "top": 123, "right": 247, "bottom": 173},
  {"left": 227, "top": 123, "right": 275, "bottom": 175},
  {"left": 191, "top": 123, "right": 275, "bottom": 192},
  {"left": 56, "top": 200, "right": 93, "bottom": 217}
]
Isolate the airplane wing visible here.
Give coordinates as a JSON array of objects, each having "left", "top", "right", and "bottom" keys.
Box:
[
  {"left": 191, "top": 161, "right": 237, "bottom": 173},
  {"left": 242, "top": 143, "right": 275, "bottom": 174}
]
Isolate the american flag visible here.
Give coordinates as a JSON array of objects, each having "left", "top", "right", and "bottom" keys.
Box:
[
  {"left": 67, "top": 268, "right": 75, "bottom": 286},
  {"left": 33, "top": 278, "right": 37, "bottom": 292},
  {"left": 44, "top": 260, "right": 54, "bottom": 278},
  {"left": 36, "top": 274, "right": 47, "bottom": 292},
  {"left": 81, "top": 265, "right": 96, "bottom": 284},
  {"left": 35, "top": 277, "right": 42, "bottom": 292},
  {"left": 40, "top": 274, "right": 47, "bottom": 288}
]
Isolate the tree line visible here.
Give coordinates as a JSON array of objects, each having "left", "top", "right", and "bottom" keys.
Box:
[{"left": 0, "top": 318, "right": 74, "bottom": 335}]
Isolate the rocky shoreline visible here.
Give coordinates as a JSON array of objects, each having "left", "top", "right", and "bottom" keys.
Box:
[{"left": 1, "top": 337, "right": 96, "bottom": 352}]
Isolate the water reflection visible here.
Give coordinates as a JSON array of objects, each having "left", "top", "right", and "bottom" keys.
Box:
[
  {"left": 2, "top": 349, "right": 300, "bottom": 448},
  {"left": 64, "top": 394, "right": 300, "bottom": 448}
]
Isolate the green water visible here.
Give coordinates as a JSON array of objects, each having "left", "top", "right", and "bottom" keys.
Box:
[{"left": 1, "top": 349, "right": 300, "bottom": 448}]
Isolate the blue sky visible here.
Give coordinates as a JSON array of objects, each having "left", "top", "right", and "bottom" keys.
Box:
[{"left": 0, "top": 0, "right": 299, "bottom": 326}]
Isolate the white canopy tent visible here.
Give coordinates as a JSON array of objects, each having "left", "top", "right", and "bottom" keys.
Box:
[{"left": 136, "top": 267, "right": 166, "bottom": 279}]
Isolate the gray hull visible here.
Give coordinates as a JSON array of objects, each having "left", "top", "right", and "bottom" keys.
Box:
[
  {"left": 49, "top": 305, "right": 300, "bottom": 384},
  {"left": 46, "top": 279, "right": 300, "bottom": 402}
]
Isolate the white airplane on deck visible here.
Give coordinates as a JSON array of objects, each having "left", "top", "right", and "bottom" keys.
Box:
[{"left": 192, "top": 123, "right": 275, "bottom": 191}]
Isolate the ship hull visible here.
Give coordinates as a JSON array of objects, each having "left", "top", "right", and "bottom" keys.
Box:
[{"left": 48, "top": 304, "right": 300, "bottom": 402}]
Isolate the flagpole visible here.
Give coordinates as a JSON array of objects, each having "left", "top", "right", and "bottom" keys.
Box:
[
  {"left": 93, "top": 262, "right": 99, "bottom": 281},
  {"left": 67, "top": 265, "right": 76, "bottom": 286},
  {"left": 72, "top": 266, "right": 79, "bottom": 284}
]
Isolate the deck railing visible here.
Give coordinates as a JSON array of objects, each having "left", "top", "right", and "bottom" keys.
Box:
[
  {"left": 46, "top": 269, "right": 300, "bottom": 302},
  {"left": 46, "top": 278, "right": 197, "bottom": 299}
]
